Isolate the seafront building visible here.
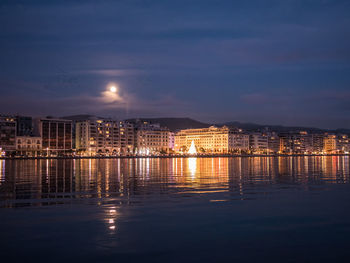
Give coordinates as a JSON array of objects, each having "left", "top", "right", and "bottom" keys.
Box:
[
  {"left": 75, "top": 117, "right": 136, "bottom": 155},
  {"left": 136, "top": 128, "right": 170, "bottom": 154},
  {"left": 174, "top": 126, "right": 230, "bottom": 153},
  {"left": 34, "top": 117, "right": 73, "bottom": 156},
  {"left": 324, "top": 134, "right": 338, "bottom": 153},
  {"left": 337, "top": 134, "right": 350, "bottom": 153},
  {"left": 311, "top": 134, "right": 324, "bottom": 153},
  {"left": 249, "top": 133, "right": 268, "bottom": 153},
  {"left": 1, "top": 113, "right": 350, "bottom": 157},
  {"left": 279, "top": 131, "right": 313, "bottom": 154},
  {"left": 130, "top": 119, "right": 172, "bottom": 155},
  {"left": 0, "top": 115, "right": 17, "bottom": 155},
  {"left": 229, "top": 133, "right": 250, "bottom": 153},
  {"left": 119, "top": 121, "right": 136, "bottom": 155},
  {"left": 76, "top": 117, "right": 119, "bottom": 155},
  {"left": 267, "top": 132, "right": 280, "bottom": 153},
  {"left": 174, "top": 126, "right": 250, "bottom": 154},
  {"left": 16, "top": 136, "right": 42, "bottom": 156}
]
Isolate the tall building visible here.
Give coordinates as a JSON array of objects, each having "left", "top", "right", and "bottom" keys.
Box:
[
  {"left": 136, "top": 129, "right": 170, "bottom": 154},
  {"left": 175, "top": 126, "right": 231, "bottom": 153},
  {"left": 324, "top": 134, "right": 337, "bottom": 153},
  {"left": 267, "top": 132, "right": 280, "bottom": 153},
  {"left": 75, "top": 118, "right": 135, "bottom": 155},
  {"left": 119, "top": 121, "right": 135, "bottom": 155},
  {"left": 279, "top": 131, "right": 312, "bottom": 154},
  {"left": 130, "top": 119, "right": 171, "bottom": 155},
  {"left": 337, "top": 134, "right": 350, "bottom": 153},
  {"left": 229, "top": 133, "right": 249, "bottom": 153},
  {"left": 0, "top": 115, "right": 17, "bottom": 155},
  {"left": 249, "top": 133, "right": 268, "bottom": 153},
  {"left": 35, "top": 118, "right": 72, "bottom": 155},
  {"left": 168, "top": 132, "right": 175, "bottom": 151},
  {"left": 76, "top": 118, "right": 120, "bottom": 155},
  {"left": 311, "top": 134, "right": 324, "bottom": 153}
]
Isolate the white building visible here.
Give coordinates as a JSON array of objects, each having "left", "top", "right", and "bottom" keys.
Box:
[
  {"left": 228, "top": 133, "right": 249, "bottom": 152},
  {"left": 249, "top": 133, "right": 268, "bottom": 153},
  {"left": 16, "top": 136, "right": 42, "bottom": 156},
  {"left": 136, "top": 129, "right": 170, "bottom": 155},
  {"left": 76, "top": 118, "right": 135, "bottom": 155}
]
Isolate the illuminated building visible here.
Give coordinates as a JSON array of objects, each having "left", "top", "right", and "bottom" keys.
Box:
[
  {"left": 229, "top": 133, "right": 249, "bottom": 153},
  {"left": 337, "top": 134, "right": 350, "bottom": 153},
  {"left": 267, "top": 132, "right": 280, "bottom": 153},
  {"left": 324, "top": 134, "right": 337, "bottom": 153},
  {"left": 279, "top": 131, "right": 313, "bottom": 154},
  {"left": 175, "top": 126, "right": 233, "bottom": 154},
  {"left": 76, "top": 118, "right": 135, "bottom": 155},
  {"left": 0, "top": 115, "right": 17, "bottom": 155},
  {"left": 249, "top": 133, "right": 268, "bottom": 153},
  {"left": 311, "top": 134, "right": 324, "bottom": 153},
  {"left": 168, "top": 132, "right": 175, "bottom": 151},
  {"left": 119, "top": 121, "right": 135, "bottom": 155},
  {"left": 34, "top": 117, "right": 72, "bottom": 155},
  {"left": 130, "top": 119, "right": 172, "bottom": 155},
  {"left": 16, "top": 136, "right": 42, "bottom": 156},
  {"left": 136, "top": 129, "right": 170, "bottom": 154}
]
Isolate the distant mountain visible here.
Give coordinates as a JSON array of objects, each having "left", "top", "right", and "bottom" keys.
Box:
[
  {"left": 126, "top": 117, "right": 211, "bottom": 131},
  {"left": 220, "top": 121, "right": 350, "bottom": 135}
]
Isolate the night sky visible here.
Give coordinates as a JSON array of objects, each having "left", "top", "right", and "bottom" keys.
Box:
[{"left": 1, "top": 0, "right": 350, "bottom": 128}]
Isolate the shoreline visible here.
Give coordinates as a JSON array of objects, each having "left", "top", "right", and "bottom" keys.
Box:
[{"left": 1, "top": 153, "right": 349, "bottom": 160}]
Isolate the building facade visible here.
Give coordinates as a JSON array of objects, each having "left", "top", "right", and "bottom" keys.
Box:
[
  {"left": 229, "top": 133, "right": 249, "bottom": 153},
  {"left": 324, "top": 134, "right": 337, "bottom": 153},
  {"left": 136, "top": 129, "right": 170, "bottom": 154},
  {"left": 249, "top": 133, "right": 268, "bottom": 153},
  {"left": 35, "top": 118, "right": 72, "bottom": 155},
  {"left": 311, "top": 134, "right": 324, "bottom": 153},
  {"left": 337, "top": 134, "right": 350, "bottom": 153},
  {"left": 75, "top": 118, "right": 135, "bottom": 155},
  {"left": 16, "top": 136, "right": 42, "bottom": 156},
  {"left": 76, "top": 118, "right": 120, "bottom": 155},
  {"left": 0, "top": 115, "right": 17, "bottom": 155},
  {"left": 267, "top": 132, "right": 280, "bottom": 153},
  {"left": 175, "top": 126, "right": 231, "bottom": 153}
]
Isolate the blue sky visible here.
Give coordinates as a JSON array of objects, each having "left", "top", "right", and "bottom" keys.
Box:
[{"left": 0, "top": 0, "right": 350, "bottom": 128}]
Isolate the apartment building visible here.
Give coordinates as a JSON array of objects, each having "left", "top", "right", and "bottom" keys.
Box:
[
  {"left": 0, "top": 115, "right": 16, "bottom": 155},
  {"left": 249, "top": 133, "right": 268, "bottom": 153}
]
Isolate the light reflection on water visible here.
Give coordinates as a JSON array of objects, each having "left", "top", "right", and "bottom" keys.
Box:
[
  {"left": 1, "top": 156, "right": 350, "bottom": 262},
  {"left": 0, "top": 156, "right": 349, "bottom": 208}
]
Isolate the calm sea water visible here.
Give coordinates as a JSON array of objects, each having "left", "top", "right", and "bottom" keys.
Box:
[{"left": 1, "top": 157, "right": 350, "bottom": 262}]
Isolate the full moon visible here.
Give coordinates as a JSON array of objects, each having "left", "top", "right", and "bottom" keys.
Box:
[{"left": 110, "top": 86, "right": 117, "bottom": 93}]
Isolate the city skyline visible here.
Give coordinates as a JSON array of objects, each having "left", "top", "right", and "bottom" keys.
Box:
[{"left": 1, "top": 1, "right": 350, "bottom": 129}]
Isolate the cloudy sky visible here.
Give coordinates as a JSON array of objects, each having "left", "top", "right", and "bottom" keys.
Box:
[{"left": 0, "top": 0, "right": 350, "bottom": 128}]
